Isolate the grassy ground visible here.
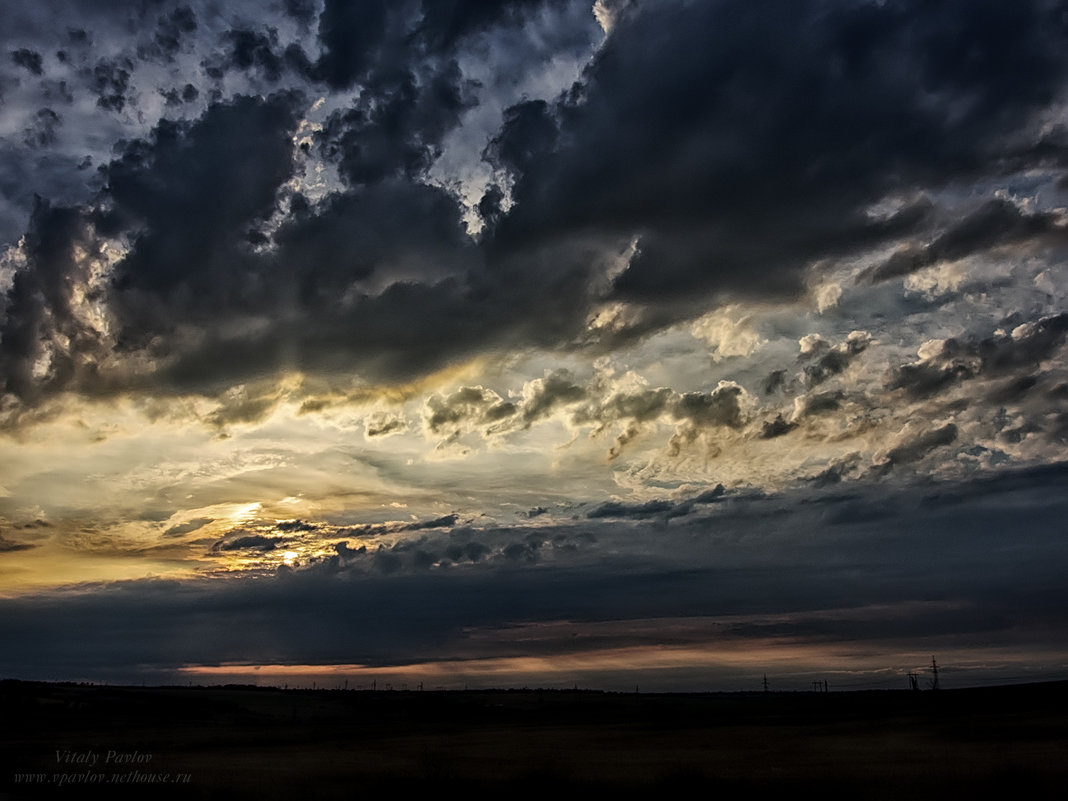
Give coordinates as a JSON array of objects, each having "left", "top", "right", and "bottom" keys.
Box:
[{"left": 3, "top": 680, "right": 1066, "bottom": 798}]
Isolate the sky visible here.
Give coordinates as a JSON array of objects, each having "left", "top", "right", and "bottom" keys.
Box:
[{"left": 0, "top": 0, "right": 1067, "bottom": 692}]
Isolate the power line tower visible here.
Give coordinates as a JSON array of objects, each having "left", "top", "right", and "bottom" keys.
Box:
[
  {"left": 930, "top": 657, "right": 940, "bottom": 691},
  {"left": 762, "top": 674, "right": 769, "bottom": 693},
  {"left": 907, "top": 672, "right": 919, "bottom": 691}
]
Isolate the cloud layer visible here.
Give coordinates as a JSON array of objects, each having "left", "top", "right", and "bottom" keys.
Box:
[{"left": 1, "top": 0, "right": 1067, "bottom": 689}]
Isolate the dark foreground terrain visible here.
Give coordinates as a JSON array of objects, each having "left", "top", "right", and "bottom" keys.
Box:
[{"left": 2, "top": 679, "right": 1067, "bottom": 799}]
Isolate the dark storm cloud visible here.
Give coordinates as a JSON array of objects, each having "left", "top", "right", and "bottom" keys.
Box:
[
  {"left": 22, "top": 109, "right": 61, "bottom": 149},
  {"left": 425, "top": 386, "right": 516, "bottom": 438},
  {"left": 575, "top": 386, "right": 673, "bottom": 429},
  {"left": 334, "top": 514, "right": 460, "bottom": 541},
  {"left": 0, "top": 198, "right": 96, "bottom": 403},
  {"left": 105, "top": 92, "right": 301, "bottom": 326},
  {"left": 587, "top": 484, "right": 727, "bottom": 520},
  {"left": 888, "top": 314, "right": 1068, "bottom": 400},
  {"left": 760, "top": 414, "right": 796, "bottom": 440},
  {"left": 520, "top": 369, "right": 586, "bottom": 426},
  {"left": 282, "top": 0, "right": 317, "bottom": 28},
  {"left": 586, "top": 499, "right": 674, "bottom": 519},
  {"left": 889, "top": 359, "right": 973, "bottom": 400},
  {"left": 139, "top": 5, "right": 197, "bottom": 62},
  {"left": 212, "top": 28, "right": 289, "bottom": 84},
  {"left": 11, "top": 48, "right": 44, "bottom": 76},
  {"left": 860, "top": 198, "right": 1068, "bottom": 283},
  {"left": 984, "top": 314, "right": 1068, "bottom": 373},
  {"left": 413, "top": 0, "right": 559, "bottom": 53},
  {"left": 162, "top": 517, "right": 213, "bottom": 538},
  {"left": 89, "top": 56, "right": 133, "bottom": 112},
  {"left": 987, "top": 374, "right": 1041, "bottom": 404},
  {"left": 2, "top": 468, "right": 1067, "bottom": 681},
  {"left": 565, "top": 381, "right": 750, "bottom": 458},
  {"left": 762, "top": 369, "right": 788, "bottom": 396},
  {"left": 40, "top": 79, "right": 74, "bottom": 105},
  {"left": 405, "top": 514, "right": 458, "bottom": 531},
  {"left": 487, "top": 0, "right": 1068, "bottom": 311},
  {"left": 803, "top": 332, "right": 872, "bottom": 386},
  {"left": 202, "top": 386, "right": 282, "bottom": 430},
  {"left": 274, "top": 519, "right": 318, "bottom": 532},
  {"left": 483, "top": 99, "right": 558, "bottom": 179},
  {"left": 365, "top": 415, "right": 405, "bottom": 438},
  {"left": 0, "top": 533, "right": 36, "bottom": 552},
  {"left": 212, "top": 533, "right": 280, "bottom": 552},
  {"left": 443, "top": 541, "right": 489, "bottom": 563},
  {"left": 270, "top": 179, "right": 473, "bottom": 308},
  {"left": 878, "top": 423, "right": 958, "bottom": 472},
  {"left": 316, "top": 59, "right": 476, "bottom": 186},
  {"left": 4, "top": 0, "right": 1068, "bottom": 412},
  {"left": 332, "top": 525, "right": 575, "bottom": 573},
  {"left": 311, "top": 0, "right": 564, "bottom": 92},
  {"left": 159, "top": 82, "right": 198, "bottom": 106},
  {"left": 313, "top": 0, "right": 392, "bottom": 89},
  {"left": 794, "top": 390, "right": 845, "bottom": 419},
  {"left": 808, "top": 455, "right": 862, "bottom": 488},
  {"left": 671, "top": 385, "right": 746, "bottom": 429}
]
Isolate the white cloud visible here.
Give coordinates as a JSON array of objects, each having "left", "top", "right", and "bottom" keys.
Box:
[{"left": 691, "top": 305, "right": 766, "bottom": 361}]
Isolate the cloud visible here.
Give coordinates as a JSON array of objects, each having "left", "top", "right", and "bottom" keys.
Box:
[
  {"left": 793, "top": 390, "right": 845, "bottom": 420},
  {"left": 424, "top": 385, "right": 517, "bottom": 441},
  {"left": 11, "top": 48, "right": 43, "bottom": 76},
  {"left": 690, "top": 305, "right": 765, "bottom": 361},
  {"left": 3, "top": 467, "right": 1067, "bottom": 683},
  {"left": 105, "top": 92, "right": 302, "bottom": 300},
  {"left": 159, "top": 83, "right": 198, "bottom": 107},
  {"left": 89, "top": 56, "right": 133, "bottom": 112},
  {"left": 443, "top": 541, "right": 488, "bottom": 563},
  {"left": 316, "top": 59, "right": 477, "bottom": 186},
  {"left": 488, "top": 0, "right": 1068, "bottom": 321},
  {"left": 761, "top": 414, "right": 796, "bottom": 440},
  {"left": 762, "top": 369, "right": 787, "bottom": 396},
  {"left": 518, "top": 368, "right": 587, "bottom": 426},
  {"left": 808, "top": 454, "right": 862, "bottom": 488},
  {"left": 586, "top": 499, "right": 674, "bottom": 519},
  {"left": 888, "top": 314, "right": 1068, "bottom": 400},
  {"left": 212, "top": 533, "right": 281, "bottom": 552},
  {"left": 802, "top": 331, "right": 872, "bottom": 386},
  {"left": 568, "top": 379, "right": 748, "bottom": 460},
  {"left": 364, "top": 411, "right": 408, "bottom": 439},
  {"left": 671, "top": 382, "right": 748, "bottom": 430},
  {"left": 587, "top": 483, "right": 726, "bottom": 520},
  {"left": 592, "top": 0, "right": 635, "bottom": 34},
  {"left": 0, "top": 533, "right": 36, "bottom": 552},
  {"left": 274, "top": 519, "right": 317, "bottom": 533},
  {"left": 162, "top": 517, "right": 214, "bottom": 538},
  {"left": 212, "top": 28, "right": 290, "bottom": 84},
  {"left": 401, "top": 514, "right": 458, "bottom": 532},
  {"left": 203, "top": 383, "right": 286, "bottom": 430},
  {"left": 22, "top": 108, "right": 61, "bottom": 149},
  {"left": 283, "top": 0, "right": 317, "bottom": 28},
  {"left": 1, "top": 0, "right": 1065, "bottom": 423},
  {"left": 0, "top": 197, "right": 97, "bottom": 404},
  {"left": 312, "top": 0, "right": 392, "bottom": 90},
  {"left": 335, "top": 514, "right": 461, "bottom": 541},
  {"left": 141, "top": 5, "right": 198, "bottom": 62},
  {"left": 860, "top": 199, "right": 1068, "bottom": 284},
  {"left": 876, "top": 422, "right": 959, "bottom": 473}
]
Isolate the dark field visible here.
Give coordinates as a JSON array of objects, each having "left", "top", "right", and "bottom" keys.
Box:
[{"left": 3, "top": 679, "right": 1067, "bottom": 799}]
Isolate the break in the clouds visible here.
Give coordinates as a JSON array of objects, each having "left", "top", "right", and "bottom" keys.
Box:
[{"left": 1, "top": 0, "right": 1067, "bottom": 690}]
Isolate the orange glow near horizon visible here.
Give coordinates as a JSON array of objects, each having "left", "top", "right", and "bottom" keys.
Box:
[{"left": 176, "top": 638, "right": 1067, "bottom": 690}]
